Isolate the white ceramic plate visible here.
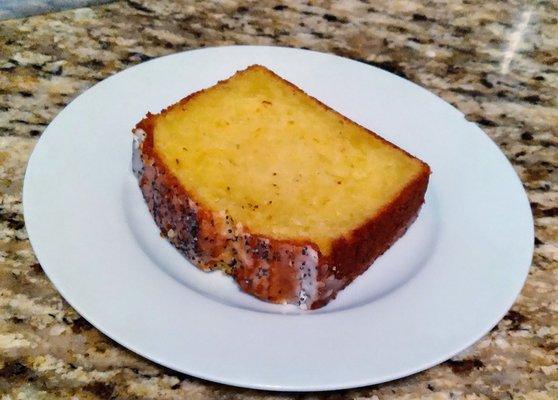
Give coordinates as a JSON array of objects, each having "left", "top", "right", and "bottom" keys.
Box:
[{"left": 23, "top": 46, "right": 533, "bottom": 391}]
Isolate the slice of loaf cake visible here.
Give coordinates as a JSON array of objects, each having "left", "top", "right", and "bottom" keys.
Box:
[{"left": 133, "top": 65, "right": 430, "bottom": 309}]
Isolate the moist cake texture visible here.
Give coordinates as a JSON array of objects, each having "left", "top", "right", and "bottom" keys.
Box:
[{"left": 133, "top": 65, "right": 430, "bottom": 309}]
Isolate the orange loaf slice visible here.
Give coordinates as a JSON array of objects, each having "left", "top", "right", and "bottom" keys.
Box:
[{"left": 132, "top": 65, "right": 430, "bottom": 309}]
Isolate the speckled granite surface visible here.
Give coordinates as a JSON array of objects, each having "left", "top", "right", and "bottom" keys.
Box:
[{"left": 0, "top": 0, "right": 556, "bottom": 398}]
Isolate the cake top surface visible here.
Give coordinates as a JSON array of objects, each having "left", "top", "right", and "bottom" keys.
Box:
[{"left": 150, "top": 65, "right": 427, "bottom": 254}]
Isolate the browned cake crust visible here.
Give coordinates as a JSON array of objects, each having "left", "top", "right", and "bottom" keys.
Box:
[{"left": 133, "top": 67, "right": 430, "bottom": 309}]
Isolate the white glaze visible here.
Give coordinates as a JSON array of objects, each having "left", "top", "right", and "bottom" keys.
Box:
[
  {"left": 131, "top": 128, "right": 146, "bottom": 179},
  {"left": 296, "top": 247, "right": 319, "bottom": 309}
]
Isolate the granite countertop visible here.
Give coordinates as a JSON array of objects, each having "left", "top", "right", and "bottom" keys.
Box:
[{"left": 0, "top": 0, "right": 556, "bottom": 398}]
